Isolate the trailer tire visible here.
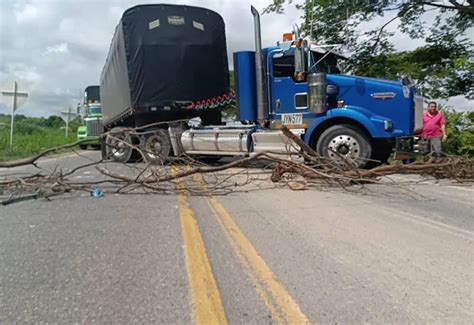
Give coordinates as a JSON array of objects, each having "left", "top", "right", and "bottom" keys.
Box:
[
  {"left": 100, "top": 135, "right": 107, "bottom": 160},
  {"left": 142, "top": 129, "right": 171, "bottom": 165},
  {"left": 316, "top": 124, "right": 372, "bottom": 168},
  {"left": 105, "top": 127, "right": 133, "bottom": 163}
]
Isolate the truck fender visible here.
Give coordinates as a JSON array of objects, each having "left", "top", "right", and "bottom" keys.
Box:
[{"left": 303, "top": 107, "right": 385, "bottom": 145}]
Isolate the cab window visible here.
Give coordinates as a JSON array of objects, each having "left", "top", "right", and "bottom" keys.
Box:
[{"left": 272, "top": 54, "right": 295, "bottom": 78}]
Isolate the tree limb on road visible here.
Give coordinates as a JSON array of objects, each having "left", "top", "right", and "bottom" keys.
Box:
[{"left": 0, "top": 125, "right": 472, "bottom": 205}]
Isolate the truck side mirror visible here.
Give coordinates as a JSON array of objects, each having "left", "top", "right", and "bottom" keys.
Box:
[
  {"left": 401, "top": 76, "right": 412, "bottom": 86},
  {"left": 294, "top": 40, "right": 306, "bottom": 82}
]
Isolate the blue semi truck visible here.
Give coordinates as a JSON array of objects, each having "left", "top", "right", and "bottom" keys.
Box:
[{"left": 101, "top": 4, "right": 423, "bottom": 167}]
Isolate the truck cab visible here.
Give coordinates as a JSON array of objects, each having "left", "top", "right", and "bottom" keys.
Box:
[
  {"left": 234, "top": 17, "right": 423, "bottom": 167},
  {"left": 77, "top": 86, "right": 103, "bottom": 150}
]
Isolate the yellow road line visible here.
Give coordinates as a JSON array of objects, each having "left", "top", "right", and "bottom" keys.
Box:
[
  {"left": 173, "top": 167, "right": 227, "bottom": 325},
  {"left": 194, "top": 174, "right": 310, "bottom": 324}
]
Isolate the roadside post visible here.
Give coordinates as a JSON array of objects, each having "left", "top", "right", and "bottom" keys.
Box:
[
  {"left": 0, "top": 81, "right": 29, "bottom": 147},
  {"left": 60, "top": 106, "right": 77, "bottom": 137}
]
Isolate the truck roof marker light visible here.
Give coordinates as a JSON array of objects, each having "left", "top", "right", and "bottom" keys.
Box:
[
  {"left": 337, "top": 100, "right": 345, "bottom": 108},
  {"left": 283, "top": 33, "right": 293, "bottom": 41}
]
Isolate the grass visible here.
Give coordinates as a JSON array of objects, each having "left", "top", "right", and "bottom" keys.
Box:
[{"left": 0, "top": 127, "right": 78, "bottom": 161}]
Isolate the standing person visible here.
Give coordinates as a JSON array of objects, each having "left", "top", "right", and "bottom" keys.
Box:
[{"left": 422, "top": 101, "right": 447, "bottom": 156}]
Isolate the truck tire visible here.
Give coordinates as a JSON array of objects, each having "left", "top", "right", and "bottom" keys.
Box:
[
  {"left": 100, "top": 135, "right": 107, "bottom": 160},
  {"left": 371, "top": 148, "right": 392, "bottom": 165},
  {"left": 364, "top": 139, "right": 394, "bottom": 168},
  {"left": 316, "top": 124, "right": 372, "bottom": 168},
  {"left": 142, "top": 129, "right": 171, "bottom": 165},
  {"left": 79, "top": 144, "right": 88, "bottom": 150},
  {"left": 105, "top": 127, "right": 133, "bottom": 163}
]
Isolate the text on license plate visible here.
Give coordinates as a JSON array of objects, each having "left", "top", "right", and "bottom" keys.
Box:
[{"left": 281, "top": 113, "right": 303, "bottom": 125}]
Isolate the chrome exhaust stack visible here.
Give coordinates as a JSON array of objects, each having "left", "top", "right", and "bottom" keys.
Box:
[{"left": 251, "top": 6, "right": 267, "bottom": 123}]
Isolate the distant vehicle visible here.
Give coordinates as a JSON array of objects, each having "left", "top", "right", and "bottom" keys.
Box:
[
  {"left": 77, "top": 86, "right": 102, "bottom": 150},
  {"left": 100, "top": 4, "right": 422, "bottom": 167}
]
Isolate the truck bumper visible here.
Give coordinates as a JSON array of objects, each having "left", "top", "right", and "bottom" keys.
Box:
[{"left": 394, "top": 136, "right": 416, "bottom": 160}]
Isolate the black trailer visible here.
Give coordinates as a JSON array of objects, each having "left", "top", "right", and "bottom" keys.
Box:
[{"left": 100, "top": 4, "right": 230, "bottom": 129}]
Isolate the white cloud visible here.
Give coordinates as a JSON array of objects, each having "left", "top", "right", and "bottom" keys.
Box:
[
  {"left": 43, "top": 42, "right": 69, "bottom": 56},
  {"left": 2, "top": 63, "right": 42, "bottom": 89},
  {"left": 14, "top": 3, "right": 39, "bottom": 23}
]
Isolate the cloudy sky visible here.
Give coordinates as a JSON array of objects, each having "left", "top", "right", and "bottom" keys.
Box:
[{"left": 0, "top": 0, "right": 472, "bottom": 117}]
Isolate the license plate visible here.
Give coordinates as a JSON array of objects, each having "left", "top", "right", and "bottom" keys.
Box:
[{"left": 281, "top": 113, "right": 303, "bottom": 125}]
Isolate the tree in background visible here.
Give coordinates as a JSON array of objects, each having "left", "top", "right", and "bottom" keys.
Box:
[
  {"left": 441, "top": 107, "right": 474, "bottom": 157},
  {"left": 264, "top": 0, "right": 473, "bottom": 100}
]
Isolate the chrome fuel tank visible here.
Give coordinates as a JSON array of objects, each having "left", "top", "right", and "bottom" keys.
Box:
[{"left": 180, "top": 127, "right": 254, "bottom": 155}]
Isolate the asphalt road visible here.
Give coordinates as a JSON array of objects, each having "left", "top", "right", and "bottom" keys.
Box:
[{"left": 1, "top": 151, "right": 473, "bottom": 324}]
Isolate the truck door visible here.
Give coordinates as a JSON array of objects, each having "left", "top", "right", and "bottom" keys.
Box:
[{"left": 269, "top": 53, "right": 308, "bottom": 117}]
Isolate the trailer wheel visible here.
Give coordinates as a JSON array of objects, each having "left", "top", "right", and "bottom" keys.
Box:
[
  {"left": 316, "top": 124, "right": 372, "bottom": 168},
  {"left": 100, "top": 135, "right": 107, "bottom": 160},
  {"left": 142, "top": 129, "right": 171, "bottom": 165},
  {"left": 105, "top": 127, "right": 133, "bottom": 163}
]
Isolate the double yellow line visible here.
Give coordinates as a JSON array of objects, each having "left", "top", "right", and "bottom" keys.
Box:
[
  {"left": 175, "top": 170, "right": 227, "bottom": 324},
  {"left": 174, "top": 167, "right": 310, "bottom": 324}
]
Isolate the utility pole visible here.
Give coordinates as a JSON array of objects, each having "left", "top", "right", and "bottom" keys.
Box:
[
  {"left": 66, "top": 106, "right": 70, "bottom": 137},
  {"left": 10, "top": 81, "right": 17, "bottom": 147},
  {"left": 0, "top": 81, "right": 29, "bottom": 147}
]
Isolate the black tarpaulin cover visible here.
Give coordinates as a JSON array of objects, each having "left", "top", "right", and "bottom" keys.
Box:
[{"left": 100, "top": 4, "right": 230, "bottom": 123}]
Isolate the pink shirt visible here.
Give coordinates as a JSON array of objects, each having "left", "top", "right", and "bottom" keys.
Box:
[{"left": 422, "top": 111, "right": 445, "bottom": 138}]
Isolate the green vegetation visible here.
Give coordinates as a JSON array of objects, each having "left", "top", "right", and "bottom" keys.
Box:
[
  {"left": 0, "top": 114, "right": 80, "bottom": 161},
  {"left": 222, "top": 70, "right": 237, "bottom": 118},
  {"left": 441, "top": 108, "right": 474, "bottom": 158}
]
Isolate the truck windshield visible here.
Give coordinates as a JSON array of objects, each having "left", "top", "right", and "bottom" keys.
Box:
[
  {"left": 310, "top": 51, "right": 343, "bottom": 74},
  {"left": 272, "top": 52, "right": 342, "bottom": 80},
  {"left": 88, "top": 105, "right": 101, "bottom": 115}
]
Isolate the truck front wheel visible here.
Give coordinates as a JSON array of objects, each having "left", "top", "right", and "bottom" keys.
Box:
[{"left": 316, "top": 124, "right": 372, "bottom": 168}]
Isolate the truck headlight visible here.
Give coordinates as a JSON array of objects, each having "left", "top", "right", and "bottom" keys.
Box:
[{"left": 384, "top": 120, "right": 393, "bottom": 131}]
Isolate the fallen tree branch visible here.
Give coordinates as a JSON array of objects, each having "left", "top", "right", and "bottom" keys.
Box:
[{"left": 0, "top": 123, "right": 472, "bottom": 206}]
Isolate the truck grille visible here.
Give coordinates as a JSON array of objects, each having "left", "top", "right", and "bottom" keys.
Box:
[
  {"left": 87, "top": 119, "right": 102, "bottom": 136},
  {"left": 414, "top": 94, "right": 423, "bottom": 133}
]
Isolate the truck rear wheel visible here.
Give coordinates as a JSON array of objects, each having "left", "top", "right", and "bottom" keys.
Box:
[
  {"left": 369, "top": 144, "right": 393, "bottom": 167},
  {"left": 316, "top": 124, "right": 372, "bottom": 168},
  {"left": 105, "top": 127, "right": 133, "bottom": 163},
  {"left": 142, "top": 129, "right": 171, "bottom": 165}
]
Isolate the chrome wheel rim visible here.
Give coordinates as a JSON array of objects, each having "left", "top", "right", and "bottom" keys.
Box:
[
  {"left": 110, "top": 137, "right": 129, "bottom": 158},
  {"left": 327, "top": 134, "right": 361, "bottom": 159},
  {"left": 145, "top": 135, "right": 167, "bottom": 160}
]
